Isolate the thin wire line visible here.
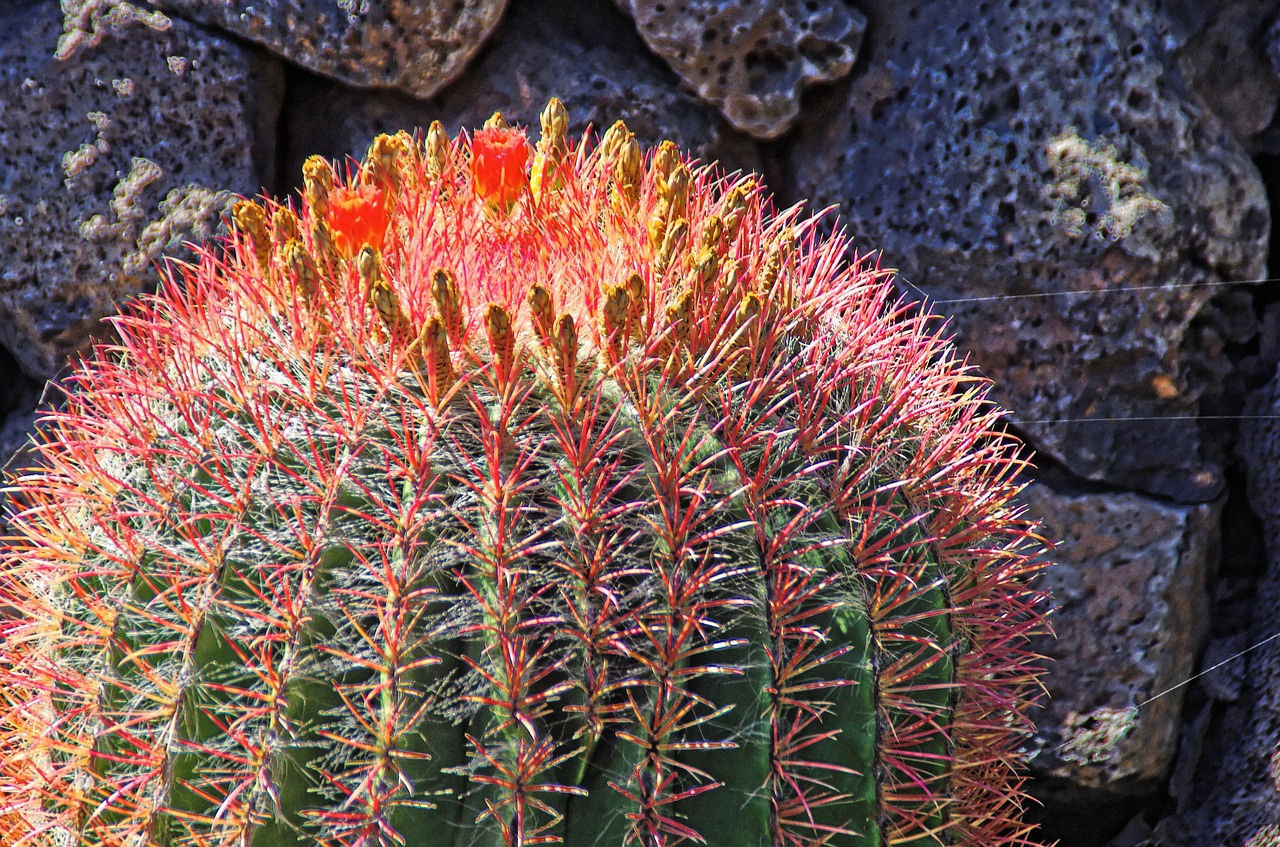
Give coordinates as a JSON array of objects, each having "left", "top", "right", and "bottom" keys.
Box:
[
  {"left": 894, "top": 271, "right": 1280, "bottom": 738},
  {"left": 1005, "top": 415, "right": 1280, "bottom": 425},
  {"left": 888, "top": 276, "right": 1280, "bottom": 426},
  {"left": 1135, "top": 630, "right": 1280, "bottom": 710},
  {"left": 1052, "top": 630, "right": 1279, "bottom": 758},
  {"left": 901, "top": 270, "right": 1280, "bottom": 711},
  {"left": 896, "top": 275, "right": 1280, "bottom": 306}
]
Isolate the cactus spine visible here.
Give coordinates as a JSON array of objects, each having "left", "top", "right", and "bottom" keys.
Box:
[{"left": 0, "top": 99, "right": 1050, "bottom": 847}]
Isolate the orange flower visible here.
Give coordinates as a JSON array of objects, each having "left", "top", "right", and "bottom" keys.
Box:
[
  {"left": 325, "top": 184, "right": 389, "bottom": 257},
  {"left": 472, "top": 127, "right": 530, "bottom": 211}
]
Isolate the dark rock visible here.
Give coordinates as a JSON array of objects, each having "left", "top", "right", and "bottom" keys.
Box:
[
  {"left": 0, "top": 1, "right": 272, "bottom": 378},
  {"left": 281, "top": 0, "right": 761, "bottom": 190},
  {"left": 1173, "top": 1, "right": 1280, "bottom": 150},
  {"left": 1021, "top": 483, "right": 1217, "bottom": 793},
  {"left": 147, "top": 0, "right": 508, "bottom": 100},
  {"left": 792, "top": 0, "right": 1268, "bottom": 501},
  {"left": 1154, "top": 371, "right": 1280, "bottom": 844},
  {"left": 612, "top": 0, "right": 865, "bottom": 139},
  {"left": 1197, "top": 632, "right": 1249, "bottom": 702},
  {"left": 0, "top": 344, "right": 42, "bottom": 473}
]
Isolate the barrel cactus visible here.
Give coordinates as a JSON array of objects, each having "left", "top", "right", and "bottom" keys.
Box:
[{"left": 0, "top": 100, "right": 1050, "bottom": 847}]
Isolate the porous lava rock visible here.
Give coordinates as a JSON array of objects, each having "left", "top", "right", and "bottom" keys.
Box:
[
  {"left": 1151, "top": 374, "right": 1280, "bottom": 845},
  {"left": 282, "top": 0, "right": 761, "bottom": 190},
  {"left": 1171, "top": 0, "right": 1280, "bottom": 149},
  {"left": 1021, "top": 484, "right": 1217, "bottom": 794},
  {"left": 792, "top": 0, "right": 1268, "bottom": 502},
  {"left": 0, "top": 1, "right": 269, "bottom": 378},
  {"left": 146, "top": 0, "right": 508, "bottom": 100},
  {"left": 612, "top": 0, "right": 865, "bottom": 139}
]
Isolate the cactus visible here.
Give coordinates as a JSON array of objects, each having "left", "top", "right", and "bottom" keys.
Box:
[{"left": 0, "top": 100, "right": 1050, "bottom": 847}]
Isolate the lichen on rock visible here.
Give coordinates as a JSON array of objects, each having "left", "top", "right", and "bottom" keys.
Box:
[
  {"left": 0, "top": 2, "right": 262, "bottom": 378},
  {"left": 1045, "top": 126, "right": 1168, "bottom": 242},
  {"left": 56, "top": 0, "right": 171, "bottom": 61}
]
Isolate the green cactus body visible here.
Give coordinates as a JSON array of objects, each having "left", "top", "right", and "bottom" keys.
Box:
[{"left": 0, "top": 103, "right": 1050, "bottom": 847}]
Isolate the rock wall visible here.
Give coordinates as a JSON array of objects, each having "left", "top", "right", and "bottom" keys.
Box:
[{"left": 2, "top": 1, "right": 1278, "bottom": 843}]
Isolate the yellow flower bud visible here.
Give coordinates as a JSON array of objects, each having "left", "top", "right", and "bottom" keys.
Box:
[
  {"left": 303, "top": 155, "right": 334, "bottom": 218},
  {"left": 484, "top": 302, "right": 515, "bottom": 368},
  {"left": 425, "top": 120, "right": 449, "bottom": 182},
  {"left": 272, "top": 206, "right": 300, "bottom": 246},
  {"left": 431, "top": 267, "right": 464, "bottom": 345},
  {"left": 232, "top": 200, "right": 270, "bottom": 275},
  {"left": 419, "top": 315, "right": 454, "bottom": 400},
  {"left": 527, "top": 282, "right": 555, "bottom": 342},
  {"left": 554, "top": 312, "right": 578, "bottom": 380},
  {"left": 282, "top": 238, "right": 319, "bottom": 302}
]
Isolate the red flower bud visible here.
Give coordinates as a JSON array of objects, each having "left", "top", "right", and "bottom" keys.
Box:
[
  {"left": 325, "top": 183, "right": 389, "bottom": 257},
  {"left": 472, "top": 127, "right": 530, "bottom": 212}
]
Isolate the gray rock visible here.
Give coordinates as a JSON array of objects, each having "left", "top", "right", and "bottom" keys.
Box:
[
  {"left": 1020, "top": 483, "right": 1217, "bottom": 793},
  {"left": 281, "top": 0, "right": 761, "bottom": 188},
  {"left": 612, "top": 0, "right": 865, "bottom": 139},
  {"left": 0, "top": 1, "right": 271, "bottom": 378},
  {"left": 792, "top": 0, "right": 1268, "bottom": 501},
  {"left": 1153, "top": 372, "right": 1280, "bottom": 845},
  {"left": 147, "top": 0, "right": 508, "bottom": 100}
]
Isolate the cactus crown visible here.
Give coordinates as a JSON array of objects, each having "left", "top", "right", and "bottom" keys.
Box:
[{"left": 0, "top": 100, "right": 1050, "bottom": 847}]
